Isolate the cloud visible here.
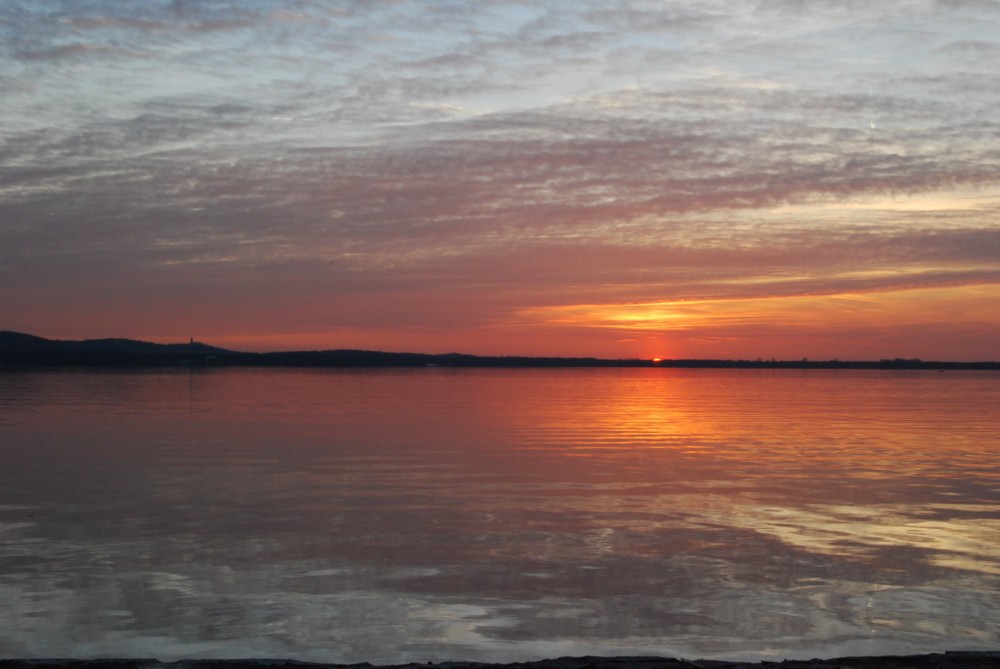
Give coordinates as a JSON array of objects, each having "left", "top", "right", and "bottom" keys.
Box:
[
  {"left": 1, "top": 0, "right": 999, "bottom": 355},
  {"left": 15, "top": 42, "right": 151, "bottom": 62}
]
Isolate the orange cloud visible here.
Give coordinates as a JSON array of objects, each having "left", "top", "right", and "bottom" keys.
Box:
[{"left": 517, "top": 283, "right": 1000, "bottom": 361}]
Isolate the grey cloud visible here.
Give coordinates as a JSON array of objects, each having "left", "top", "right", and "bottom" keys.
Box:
[
  {"left": 16, "top": 42, "right": 150, "bottom": 61},
  {"left": 933, "top": 0, "right": 1000, "bottom": 11},
  {"left": 68, "top": 14, "right": 175, "bottom": 33},
  {"left": 936, "top": 39, "right": 1000, "bottom": 55},
  {"left": 0, "top": 110, "right": 244, "bottom": 172},
  {"left": 2, "top": 2, "right": 251, "bottom": 53},
  {"left": 582, "top": 5, "right": 721, "bottom": 33},
  {"left": 7, "top": 96, "right": 996, "bottom": 271},
  {"left": 7, "top": 80, "right": 998, "bottom": 234}
]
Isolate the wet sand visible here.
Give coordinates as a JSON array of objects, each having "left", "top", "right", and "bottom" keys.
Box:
[{"left": 2, "top": 654, "right": 999, "bottom": 669}]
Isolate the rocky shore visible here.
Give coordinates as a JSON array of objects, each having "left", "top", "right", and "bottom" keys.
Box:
[{"left": 2, "top": 654, "right": 998, "bottom": 669}]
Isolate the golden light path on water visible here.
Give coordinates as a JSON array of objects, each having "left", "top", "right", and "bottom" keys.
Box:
[{"left": 503, "top": 368, "right": 1000, "bottom": 595}]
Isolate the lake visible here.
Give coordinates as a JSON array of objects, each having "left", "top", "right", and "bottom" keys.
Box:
[{"left": 0, "top": 367, "right": 998, "bottom": 663}]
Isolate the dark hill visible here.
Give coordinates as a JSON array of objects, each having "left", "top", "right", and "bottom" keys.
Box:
[
  {"left": 0, "top": 330, "right": 58, "bottom": 351},
  {"left": 0, "top": 652, "right": 998, "bottom": 669},
  {"left": 0, "top": 330, "right": 233, "bottom": 365},
  {"left": 2, "top": 330, "right": 999, "bottom": 370}
]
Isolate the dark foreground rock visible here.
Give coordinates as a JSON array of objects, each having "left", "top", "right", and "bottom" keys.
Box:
[{"left": 2, "top": 653, "right": 999, "bottom": 669}]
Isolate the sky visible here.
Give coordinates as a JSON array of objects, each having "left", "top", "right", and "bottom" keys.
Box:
[{"left": 2, "top": 0, "right": 999, "bottom": 361}]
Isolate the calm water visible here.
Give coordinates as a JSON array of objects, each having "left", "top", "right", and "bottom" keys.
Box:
[{"left": 0, "top": 367, "right": 998, "bottom": 662}]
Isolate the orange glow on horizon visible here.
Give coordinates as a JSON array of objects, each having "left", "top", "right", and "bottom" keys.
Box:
[
  {"left": 520, "top": 283, "right": 1000, "bottom": 333},
  {"left": 517, "top": 283, "right": 1000, "bottom": 361},
  {"left": 112, "top": 283, "right": 1000, "bottom": 361}
]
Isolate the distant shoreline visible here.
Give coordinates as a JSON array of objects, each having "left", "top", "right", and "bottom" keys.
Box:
[
  {"left": 2, "top": 330, "right": 999, "bottom": 370},
  {"left": 2, "top": 653, "right": 999, "bottom": 669}
]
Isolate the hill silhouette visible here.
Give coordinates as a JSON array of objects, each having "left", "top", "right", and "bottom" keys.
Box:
[
  {"left": 0, "top": 331, "right": 232, "bottom": 366},
  {"left": 1, "top": 330, "right": 998, "bottom": 370}
]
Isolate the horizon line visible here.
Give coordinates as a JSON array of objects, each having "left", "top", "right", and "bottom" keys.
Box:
[{"left": 2, "top": 330, "right": 999, "bottom": 368}]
